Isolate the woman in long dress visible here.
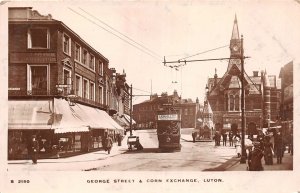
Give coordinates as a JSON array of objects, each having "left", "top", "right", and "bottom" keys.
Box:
[{"left": 264, "top": 136, "right": 273, "bottom": 165}]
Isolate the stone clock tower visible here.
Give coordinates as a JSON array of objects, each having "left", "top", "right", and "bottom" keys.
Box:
[{"left": 227, "top": 15, "right": 242, "bottom": 72}]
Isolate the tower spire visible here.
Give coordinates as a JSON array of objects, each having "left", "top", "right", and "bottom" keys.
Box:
[{"left": 231, "top": 14, "right": 240, "bottom": 40}]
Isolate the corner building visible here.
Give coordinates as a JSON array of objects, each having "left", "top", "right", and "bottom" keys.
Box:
[
  {"left": 206, "top": 16, "right": 281, "bottom": 135},
  {"left": 8, "top": 7, "right": 127, "bottom": 159}
]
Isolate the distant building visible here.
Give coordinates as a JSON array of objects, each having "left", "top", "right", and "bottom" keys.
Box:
[
  {"left": 132, "top": 90, "right": 201, "bottom": 129},
  {"left": 205, "top": 16, "right": 281, "bottom": 135}
]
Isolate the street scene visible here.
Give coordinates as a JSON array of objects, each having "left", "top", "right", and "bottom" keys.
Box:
[
  {"left": 4, "top": 1, "right": 297, "bottom": 174},
  {"left": 7, "top": 128, "right": 293, "bottom": 171}
]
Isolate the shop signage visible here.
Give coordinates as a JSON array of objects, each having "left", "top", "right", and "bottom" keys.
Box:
[
  {"left": 158, "top": 114, "right": 178, "bottom": 120},
  {"left": 10, "top": 52, "right": 56, "bottom": 63},
  {"left": 8, "top": 87, "right": 20, "bottom": 90}
]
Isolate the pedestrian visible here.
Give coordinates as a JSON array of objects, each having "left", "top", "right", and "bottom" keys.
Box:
[
  {"left": 229, "top": 132, "right": 233, "bottom": 147},
  {"left": 217, "top": 132, "right": 221, "bottom": 146},
  {"left": 192, "top": 131, "right": 197, "bottom": 143},
  {"left": 274, "top": 132, "right": 284, "bottom": 164},
  {"left": 287, "top": 133, "right": 293, "bottom": 155},
  {"left": 263, "top": 136, "right": 274, "bottom": 165},
  {"left": 213, "top": 132, "right": 218, "bottom": 146},
  {"left": 249, "top": 142, "right": 264, "bottom": 171},
  {"left": 235, "top": 137, "right": 241, "bottom": 157},
  {"left": 117, "top": 134, "right": 122, "bottom": 146},
  {"left": 30, "top": 135, "right": 39, "bottom": 164},
  {"left": 222, "top": 132, "right": 227, "bottom": 146},
  {"left": 106, "top": 135, "right": 113, "bottom": 154},
  {"left": 247, "top": 146, "right": 253, "bottom": 170}
]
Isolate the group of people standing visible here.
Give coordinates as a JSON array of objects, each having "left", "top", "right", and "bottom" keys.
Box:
[
  {"left": 213, "top": 131, "right": 235, "bottom": 147},
  {"left": 247, "top": 131, "right": 292, "bottom": 171},
  {"left": 212, "top": 130, "right": 293, "bottom": 171}
]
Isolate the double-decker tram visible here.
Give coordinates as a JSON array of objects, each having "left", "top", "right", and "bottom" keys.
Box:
[{"left": 157, "top": 106, "right": 181, "bottom": 151}]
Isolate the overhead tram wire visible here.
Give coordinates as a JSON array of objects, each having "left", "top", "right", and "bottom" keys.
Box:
[
  {"left": 79, "top": 8, "right": 161, "bottom": 59},
  {"left": 163, "top": 44, "right": 230, "bottom": 69},
  {"left": 68, "top": 8, "right": 161, "bottom": 62},
  {"left": 132, "top": 87, "right": 151, "bottom": 94},
  {"left": 178, "top": 44, "right": 229, "bottom": 61}
]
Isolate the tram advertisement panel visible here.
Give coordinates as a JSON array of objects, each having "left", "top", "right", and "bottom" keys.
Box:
[{"left": 157, "top": 111, "right": 181, "bottom": 150}]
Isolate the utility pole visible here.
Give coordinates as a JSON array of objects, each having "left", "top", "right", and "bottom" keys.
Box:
[
  {"left": 240, "top": 35, "right": 246, "bottom": 164},
  {"left": 129, "top": 84, "right": 133, "bottom": 136}
]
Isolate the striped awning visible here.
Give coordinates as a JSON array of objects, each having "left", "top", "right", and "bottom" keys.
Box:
[{"left": 8, "top": 100, "right": 53, "bottom": 130}]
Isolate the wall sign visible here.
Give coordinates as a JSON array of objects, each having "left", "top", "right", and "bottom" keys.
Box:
[{"left": 10, "top": 52, "right": 57, "bottom": 63}]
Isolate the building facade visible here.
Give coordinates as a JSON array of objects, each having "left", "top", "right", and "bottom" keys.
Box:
[
  {"left": 205, "top": 16, "right": 281, "bottom": 135},
  {"left": 132, "top": 90, "right": 200, "bottom": 129},
  {"left": 8, "top": 7, "right": 129, "bottom": 159},
  {"left": 279, "top": 61, "right": 293, "bottom": 134}
]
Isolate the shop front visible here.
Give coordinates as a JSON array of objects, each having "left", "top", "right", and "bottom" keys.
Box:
[
  {"left": 53, "top": 98, "right": 124, "bottom": 153},
  {"left": 8, "top": 98, "right": 124, "bottom": 159},
  {"left": 8, "top": 99, "right": 54, "bottom": 159}
]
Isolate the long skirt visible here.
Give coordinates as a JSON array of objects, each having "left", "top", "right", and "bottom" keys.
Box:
[{"left": 264, "top": 147, "right": 273, "bottom": 165}]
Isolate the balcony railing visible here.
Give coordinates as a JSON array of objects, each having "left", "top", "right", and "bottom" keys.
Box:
[
  {"left": 8, "top": 89, "right": 108, "bottom": 110},
  {"left": 73, "top": 96, "right": 108, "bottom": 110},
  {"left": 8, "top": 89, "right": 58, "bottom": 96}
]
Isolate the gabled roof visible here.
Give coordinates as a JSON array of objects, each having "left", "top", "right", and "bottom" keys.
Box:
[{"left": 209, "top": 63, "right": 261, "bottom": 96}]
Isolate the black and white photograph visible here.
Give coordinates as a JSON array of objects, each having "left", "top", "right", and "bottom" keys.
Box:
[{"left": 0, "top": 1, "right": 299, "bottom": 193}]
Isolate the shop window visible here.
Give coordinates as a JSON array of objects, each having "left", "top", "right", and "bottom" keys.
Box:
[
  {"left": 28, "top": 28, "right": 49, "bottom": 49},
  {"left": 27, "top": 65, "right": 48, "bottom": 95}
]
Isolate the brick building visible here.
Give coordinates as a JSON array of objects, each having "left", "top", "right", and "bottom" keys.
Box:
[
  {"left": 279, "top": 61, "right": 293, "bottom": 134},
  {"left": 132, "top": 90, "right": 200, "bottom": 129},
  {"left": 8, "top": 7, "right": 129, "bottom": 159},
  {"left": 205, "top": 16, "right": 281, "bottom": 135}
]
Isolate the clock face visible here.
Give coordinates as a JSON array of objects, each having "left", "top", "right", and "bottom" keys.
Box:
[{"left": 233, "top": 45, "right": 239, "bottom": 51}]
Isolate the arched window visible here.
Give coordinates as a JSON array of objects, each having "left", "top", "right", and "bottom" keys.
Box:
[
  {"left": 230, "top": 95, "right": 234, "bottom": 111},
  {"left": 225, "top": 94, "right": 228, "bottom": 111},
  {"left": 235, "top": 95, "right": 240, "bottom": 111}
]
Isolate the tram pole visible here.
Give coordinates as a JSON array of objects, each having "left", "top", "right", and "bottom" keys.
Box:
[
  {"left": 129, "top": 84, "right": 133, "bottom": 136},
  {"left": 240, "top": 35, "right": 247, "bottom": 164}
]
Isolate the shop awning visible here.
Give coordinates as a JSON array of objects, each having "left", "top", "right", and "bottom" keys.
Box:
[
  {"left": 8, "top": 100, "right": 53, "bottom": 130},
  {"left": 94, "top": 108, "right": 124, "bottom": 131},
  {"left": 114, "top": 115, "right": 129, "bottom": 127},
  {"left": 123, "top": 114, "right": 136, "bottom": 125},
  {"left": 74, "top": 103, "right": 122, "bottom": 130},
  {"left": 52, "top": 98, "right": 90, "bottom": 133},
  {"left": 53, "top": 99, "right": 123, "bottom": 132}
]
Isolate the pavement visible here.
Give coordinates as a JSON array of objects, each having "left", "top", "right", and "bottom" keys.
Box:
[
  {"left": 181, "top": 133, "right": 293, "bottom": 171},
  {"left": 227, "top": 151, "right": 293, "bottom": 171},
  {"left": 7, "top": 132, "right": 133, "bottom": 171}
]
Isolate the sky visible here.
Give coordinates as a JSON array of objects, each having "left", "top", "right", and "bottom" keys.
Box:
[{"left": 4, "top": 0, "right": 300, "bottom": 104}]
